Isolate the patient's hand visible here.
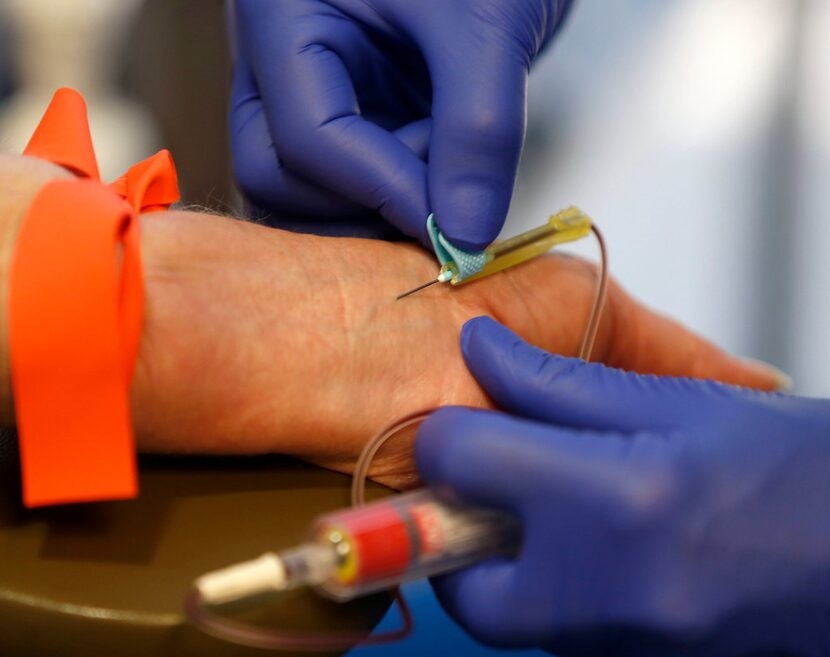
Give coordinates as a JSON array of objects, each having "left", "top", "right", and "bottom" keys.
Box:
[{"left": 133, "top": 211, "right": 783, "bottom": 488}]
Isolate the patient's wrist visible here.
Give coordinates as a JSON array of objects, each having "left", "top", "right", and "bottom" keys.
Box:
[{"left": 131, "top": 209, "right": 308, "bottom": 450}]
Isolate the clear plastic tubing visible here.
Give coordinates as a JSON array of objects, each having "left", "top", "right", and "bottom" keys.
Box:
[{"left": 195, "top": 489, "right": 519, "bottom": 605}]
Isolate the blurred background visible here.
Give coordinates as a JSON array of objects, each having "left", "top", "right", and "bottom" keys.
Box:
[
  {"left": 0, "top": 0, "right": 827, "bottom": 655},
  {"left": 510, "top": 0, "right": 830, "bottom": 399},
  {"left": 0, "top": 0, "right": 235, "bottom": 209}
]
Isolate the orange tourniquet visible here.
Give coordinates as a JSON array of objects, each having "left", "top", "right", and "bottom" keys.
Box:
[{"left": 8, "top": 88, "right": 179, "bottom": 507}]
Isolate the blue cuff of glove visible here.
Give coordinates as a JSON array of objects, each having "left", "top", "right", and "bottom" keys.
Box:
[{"left": 426, "top": 214, "right": 488, "bottom": 282}]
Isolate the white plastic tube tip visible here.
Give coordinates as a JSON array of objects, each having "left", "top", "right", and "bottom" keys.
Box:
[{"left": 195, "top": 553, "right": 286, "bottom": 605}]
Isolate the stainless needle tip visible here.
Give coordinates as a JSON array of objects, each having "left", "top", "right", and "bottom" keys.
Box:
[{"left": 396, "top": 278, "right": 441, "bottom": 301}]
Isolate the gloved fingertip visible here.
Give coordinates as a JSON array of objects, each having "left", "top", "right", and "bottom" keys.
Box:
[
  {"left": 432, "top": 183, "right": 506, "bottom": 250},
  {"left": 438, "top": 224, "right": 499, "bottom": 252},
  {"left": 418, "top": 405, "right": 471, "bottom": 435},
  {"left": 443, "top": 236, "right": 492, "bottom": 252},
  {"left": 460, "top": 315, "right": 516, "bottom": 358},
  {"left": 415, "top": 407, "right": 532, "bottom": 508},
  {"left": 461, "top": 316, "right": 568, "bottom": 390},
  {"left": 460, "top": 316, "right": 492, "bottom": 352},
  {"left": 414, "top": 406, "right": 474, "bottom": 480}
]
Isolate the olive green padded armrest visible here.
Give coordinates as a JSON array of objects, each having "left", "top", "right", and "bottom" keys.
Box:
[{"left": 0, "top": 432, "right": 392, "bottom": 657}]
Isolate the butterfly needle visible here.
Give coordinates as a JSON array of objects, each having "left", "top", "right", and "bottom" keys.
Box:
[{"left": 396, "top": 277, "right": 441, "bottom": 301}]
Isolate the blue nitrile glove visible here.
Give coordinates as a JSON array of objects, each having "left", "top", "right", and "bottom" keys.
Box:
[
  {"left": 416, "top": 316, "right": 830, "bottom": 656},
  {"left": 228, "top": 0, "right": 572, "bottom": 246}
]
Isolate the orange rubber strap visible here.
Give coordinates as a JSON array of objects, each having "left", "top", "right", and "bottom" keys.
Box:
[{"left": 9, "top": 88, "right": 179, "bottom": 507}]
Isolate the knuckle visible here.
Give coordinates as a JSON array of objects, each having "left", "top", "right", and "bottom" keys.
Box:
[
  {"left": 271, "top": 126, "right": 310, "bottom": 162},
  {"left": 276, "top": 115, "right": 356, "bottom": 169},
  {"left": 618, "top": 445, "right": 688, "bottom": 531}
]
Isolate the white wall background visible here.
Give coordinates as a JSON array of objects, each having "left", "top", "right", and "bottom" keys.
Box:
[{"left": 508, "top": 0, "right": 829, "bottom": 396}]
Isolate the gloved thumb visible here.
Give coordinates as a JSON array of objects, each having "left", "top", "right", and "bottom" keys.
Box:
[
  {"left": 425, "top": 45, "right": 528, "bottom": 250},
  {"left": 461, "top": 316, "right": 739, "bottom": 432}
]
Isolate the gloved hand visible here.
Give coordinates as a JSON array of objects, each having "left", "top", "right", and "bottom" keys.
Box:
[
  {"left": 416, "top": 316, "right": 830, "bottom": 656},
  {"left": 228, "top": 0, "right": 572, "bottom": 246}
]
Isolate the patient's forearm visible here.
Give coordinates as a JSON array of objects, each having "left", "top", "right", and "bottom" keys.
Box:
[
  {"left": 0, "top": 153, "right": 785, "bottom": 487},
  {"left": 132, "top": 208, "right": 784, "bottom": 487},
  {"left": 133, "top": 210, "right": 461, "bottom": 456}
]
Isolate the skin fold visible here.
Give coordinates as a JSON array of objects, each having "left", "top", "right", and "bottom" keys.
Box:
[{"left": 0, "top": 155, "right": 781, "bottom": 488}]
